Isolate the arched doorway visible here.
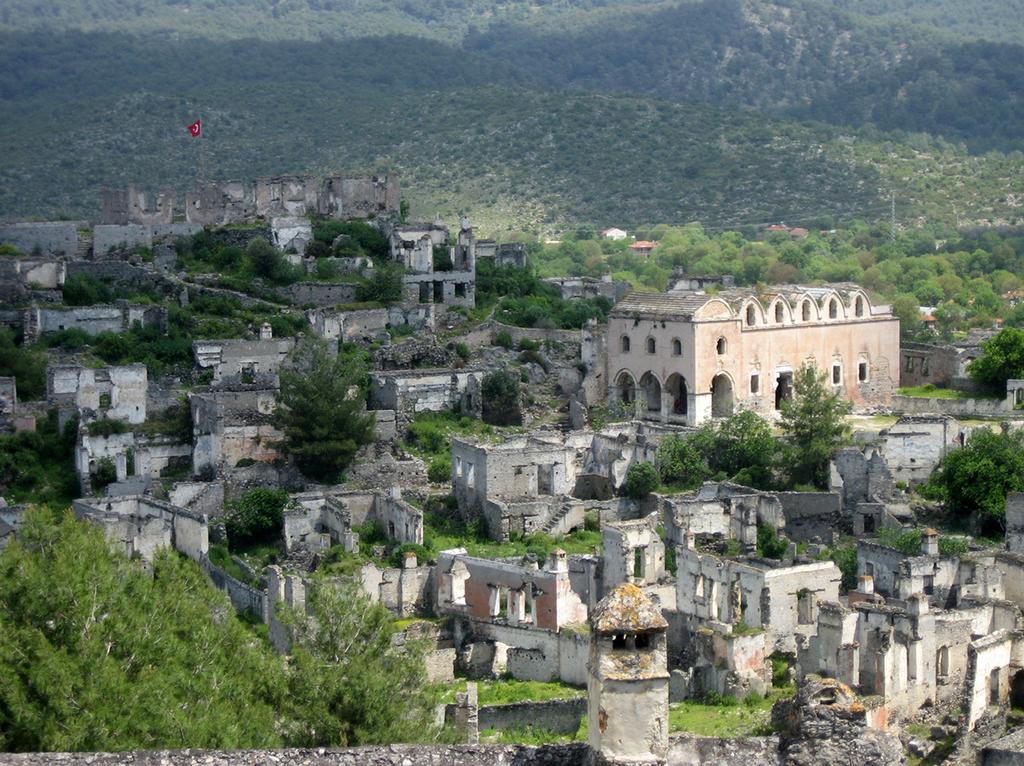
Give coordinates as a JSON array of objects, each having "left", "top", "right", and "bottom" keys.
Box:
[
  {"left": 615, "top": 371, "right": 636, "bottom": 405},
  {"left": 639, "top": 372, "right": 662, "bottom": 415},
  {"left": 666, "top": 373, "right": 688, "bottom": 416},
  {"left": 711, "top": 373, "right": 734, "bottom": 417}
]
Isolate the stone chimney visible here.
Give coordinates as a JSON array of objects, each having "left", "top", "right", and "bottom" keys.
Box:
[
  {"left": 921, "top": 528, "right": 939, "bottom": 556},
  {"left": 546, "top": 548, "right": 568, "bottom": 574},
  {"left": 260, "top": 322, "right": 273, "bottom": 340},
  {"left": 588, "top": 583, "right": 669, "bottom": 765},
  {"left": 403, "top": 551, "right": 418, "bottom": 569}
]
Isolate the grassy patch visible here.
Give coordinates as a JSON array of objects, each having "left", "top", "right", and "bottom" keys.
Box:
[
  {"left": 477, "top": 679, "right": 585, "bottom": 706},
  {"left": 668, "top": 690, "right": 790, "bottom": 737},
  {"left": 207, "top": 543, "right": 256, "bottom": 585},
  {"left": 898, "top": 385, "right": 997, "bottom": 400}
]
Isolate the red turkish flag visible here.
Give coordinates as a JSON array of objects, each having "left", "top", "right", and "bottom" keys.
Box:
[{"left": 188, "top": 119, "right": 202, "bottom": 138}]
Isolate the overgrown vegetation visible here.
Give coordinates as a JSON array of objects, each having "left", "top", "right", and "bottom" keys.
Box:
[
  {"left": 0, "top": 410, "right": 78, "bottom": 505},
  {"left": 0, "top": 510, "right": 443, "bottom": 752}
]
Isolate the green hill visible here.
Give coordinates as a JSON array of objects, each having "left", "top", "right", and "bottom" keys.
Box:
[{"left": 0, "top": 1, "right": 1021, "bottom": 229}]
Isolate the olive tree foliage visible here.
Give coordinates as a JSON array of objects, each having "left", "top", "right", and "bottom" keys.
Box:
[
  {"left": 926, "top": 428, "right": 1024, "bottom": 535},
  {"left": 274, "top": 338, "right": 376, "bottom": 482},
  {"left": 279, "top": 578, "right": 439, "bottom": 747},
  {"left": 779, "top": 364, "right": 851, "bottom": 489},
  {"left": 968, "top": 327, "right": 1024, "bottom": 390}
]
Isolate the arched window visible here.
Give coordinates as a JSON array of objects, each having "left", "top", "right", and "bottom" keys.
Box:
[
  {"left": 775, "top": 302, "right": 784, "bottom": 323},
  {"left": 828, "top": 299, "right": 838, "bottom": 319},
  {"left": 716, "top": 337, "right": 727, "bottom": 355},
  {"left": 832, "top": 363, "right": 842, "bottom": 385},
  {"left": 855, "top": 296, "right": 865, "bottom": 317},
  {"left": 671, "top": 338, "right": 682, "bottom": 356},
  {"left": 746, "top": 305, "right": 756, "bottom": 326},
  {"left": 802, "top": 301, "right": 811, "bottom": 321},
  {"left": 621, "top": 335, "right": 631, "bottom": 353},
  {"left": 647, "top": 337, "right": 656, "bottom": 354}
]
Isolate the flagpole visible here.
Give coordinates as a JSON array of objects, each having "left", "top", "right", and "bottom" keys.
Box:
[{"left": 198, "top": 114, "right": 206, "bottom": 184}]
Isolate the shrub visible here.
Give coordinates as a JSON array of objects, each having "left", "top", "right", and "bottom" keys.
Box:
[
  {"left": 427, "top": 455, "right": 451, "bottom": 484},
  {"left": 482, "top": 370, "right": 522, "bottom": 426},
  {"left": 246, "top": 238, "right": 296, "bottom": 285},
  {"left": 92, "top": 457, "right": 117, "bottom": 490},
  {"left": 518, "top": 338, "right": 540, "bottom": 352},
  {"left": 225, "top": 488, "right": 288, "bottom": 549},
  {"left": 495, "top": 331, "right": 514, "bottom": 349},
  {"left": 756, "top": 523, "right": 788, "bottom": 560},
  {"left": 624, "top": 462, "right": 659, "bottom": 499},
  {"left": 939, "top": 536, "right": 970, "bottom": 556},
  {"left": 454, "top": 342, "right": 470, "bottom": 361},
  {"left": 357, "top": 264, "right": 404, "bottom": 304},
  {"left": 830, "top": 546, "right": 858, "bottom": 592},
  {"left": 62, "top": 273, "right": 113, "bottom": 306},
  {"left": 87, "top": 419, "right": 129, "bottom": 437}
]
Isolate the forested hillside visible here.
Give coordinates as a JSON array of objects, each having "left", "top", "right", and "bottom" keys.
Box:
[
  {"left": 827, "top": 0, "right": 1024, "bottom": 43},
  {"left": 0, "top": 0, "right": 1021, "bottom": 230}
]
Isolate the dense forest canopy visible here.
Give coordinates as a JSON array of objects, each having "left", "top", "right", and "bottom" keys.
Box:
[{"left": 0, "top": 0, "right": 1021, "bottom": 229}]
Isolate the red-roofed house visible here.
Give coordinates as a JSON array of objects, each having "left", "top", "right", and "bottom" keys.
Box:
[{"left": 629, "top": 240, "right": 658, "bottom": 258}]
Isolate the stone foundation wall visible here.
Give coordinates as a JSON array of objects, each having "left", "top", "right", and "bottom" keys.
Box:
[
  {"left": 0, "top": 744, "right": 590, "bottom": 766},
  {"left": 477, "top": 698, "right": 586, "bottom": 735}
]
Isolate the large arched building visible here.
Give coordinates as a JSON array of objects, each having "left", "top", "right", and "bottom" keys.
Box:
[{"left": 607, "top": 284, "right": 899, "bottom": 425}]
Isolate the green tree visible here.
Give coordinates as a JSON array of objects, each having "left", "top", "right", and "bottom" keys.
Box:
[
  {"left": 280, "top": 578, "right": 438, "bottom": 747},
  {"left": 246, "top": 237, "right": 295, "bottom": 285},
  {"left": 779, "top": 364, "right": 851, "bottom": 489},
  {"left": 0, "top": 327, "right": 46, "bottom": 400},
  {"left": 357, "top": 264, "right": 405, "bottom": 305},
  {"left": 225, "top": 488, "right": 289, "bottom": 548},
  {"left": 927, "top": 429, "right": 1024, "bottom": 535},
  {"left": 712, "top": 410, "right": 776, "bottom": 486},
  {"left": 274, "top": 339, "right": 376, "bottom": 482},
  {"left": 656, "top": 435, "right": 709, "bottom": 489},
  {"left": 968, "top": 328, "right": 1024, "bottom": 390},
  {"left": 481, "top": 370, "right": 522, "bottom": 426},
  {"left": 0, "top": 509, "right": 285, "bottom": 752},
  {"left": 624, "top": 462, "right": 659, "bottom": 499}
]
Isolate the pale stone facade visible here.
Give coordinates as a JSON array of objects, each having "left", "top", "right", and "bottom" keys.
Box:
[{"left": 607, "top": 284, "right": 899, "bottom": 425}]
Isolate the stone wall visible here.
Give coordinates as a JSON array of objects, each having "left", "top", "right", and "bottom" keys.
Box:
[
  {"left": 0, "top": 221, "right": 82, "bottom": 256},
  {"left": 203, "top": 558, "right": 266, "bottom": 617},
  {"left": 777, "top": 492, "right": 842, "bottom": 543},
  {"left": 476, "top": 698, "right": 585, "bottom": 735},
  {"left": 891, "top": 394, "right": 1013, "bottom": 417},
  {"left": 277, "top": 281, "right": 359, "bottom": 307}
]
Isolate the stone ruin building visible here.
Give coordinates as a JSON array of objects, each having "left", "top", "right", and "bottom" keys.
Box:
[
  {"left": 607, "top": 283, "right": 899, "bottom": 425},
  {"left": 388, "top": 217, "right": 476, "bottom": 309}
]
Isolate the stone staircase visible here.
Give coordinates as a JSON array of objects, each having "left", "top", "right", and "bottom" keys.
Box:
[{"left": 538, "top": 499, "right": 575, "bottom": 536}]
